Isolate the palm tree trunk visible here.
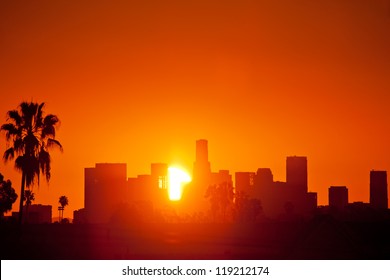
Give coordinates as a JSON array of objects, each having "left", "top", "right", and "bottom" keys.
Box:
[
  {"left": 25, "top": 204, "right": 29, "bottom": 224},
  {"left": 18, "top": 172, "right": 25, "bottom": 225}
]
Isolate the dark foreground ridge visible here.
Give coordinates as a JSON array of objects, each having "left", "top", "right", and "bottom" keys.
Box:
[{"left": 1, "top": 215, "right": 390, "bottom": 260}]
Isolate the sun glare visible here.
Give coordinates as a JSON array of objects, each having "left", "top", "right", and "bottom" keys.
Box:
[{"left": 168, "top": 166, "right": 191, "bottom": 201}]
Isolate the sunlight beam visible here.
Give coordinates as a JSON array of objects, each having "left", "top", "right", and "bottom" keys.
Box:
[{"left": 168, "top": 166, "right": 191, "bottom": 201}]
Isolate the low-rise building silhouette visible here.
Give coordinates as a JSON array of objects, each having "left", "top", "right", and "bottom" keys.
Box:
[
  {"left": 245, "top": 156, "right": 317, "bottom": 218},
  {"left": 127, "top": 163, "right": 170, "bottom": 211},
  {"left": 12, "top": 204, "right": 52, "bottom": 224},
  {"left": 329, "top": 186, "right": 348, "bottom": 211},
  {"left": 84, "top": 163, "right": 127, "bottom": 223},
  {"left": 235, "top": 172, "right": 255, "bottom": 195}
]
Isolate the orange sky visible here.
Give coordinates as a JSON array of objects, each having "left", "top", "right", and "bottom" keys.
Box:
[{"left": 1, "top": 0, "right": 390, "bottom": 217}]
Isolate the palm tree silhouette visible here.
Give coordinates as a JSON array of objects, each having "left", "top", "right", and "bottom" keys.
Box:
[
  {"left": 1, "top": 102, "right": 63, "bottom": 224},
  {"left": 23, "top": 189, "right": 35, "bottom": 223},
  {"left": 59, "top": 195, "right": 68, "bottom": 222}
]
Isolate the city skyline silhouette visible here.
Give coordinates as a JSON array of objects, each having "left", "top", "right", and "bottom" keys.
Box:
[
  {"left": 2, "top": 136, "right": 388, "bottom": 221},
  {"left": 1, "top": 0, "right": 390, "bottom": 260},
  {"left": 72, "top": 139, "right": 387, "bottom": 223},
  {"left": 3, "top": 136, "right": 388, "bottom": 224}
]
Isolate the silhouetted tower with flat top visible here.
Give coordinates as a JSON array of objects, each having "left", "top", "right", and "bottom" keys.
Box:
[
  {"left": 254, "top": 168, "right": 274, "bottom": 189},
  {"left": 181, "top": 139, "right": 213, "bottom": 213},
  {"left": 193, "top": 139, "right": 211, "bottom": 181},
  {"left": 329, "top": 186, "right": 348, "bottom": 211},
  {"left": 370, "top": 170, "right": 388, "bottom": 209},
  {"left": 286, "top": 156, "right": 308, "bottom": 194},
  {"left": 85, "top": 163, "right": 127, "bottom": 223}
]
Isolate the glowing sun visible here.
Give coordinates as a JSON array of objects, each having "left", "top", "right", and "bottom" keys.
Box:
[{"left": 168, "top": 166, "right": 191, "bottom": 201}]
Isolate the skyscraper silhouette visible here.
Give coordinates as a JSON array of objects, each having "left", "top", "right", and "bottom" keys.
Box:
[
  {"left": 193, "top": 139, "right": 211, "bottom": 182},
  {"left": 196, "top": 139, "right": 209, "bottom": 162},
  {"left": 286, "top": 156, "right": 308, "bottom": 193},
  {"left": 370, "top": 170, "right": 388, "bottom": 209}
]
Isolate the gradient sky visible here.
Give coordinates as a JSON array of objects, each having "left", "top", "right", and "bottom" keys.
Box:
[{"left": 1, "top": 0, "right": 390, "bottom": 217}]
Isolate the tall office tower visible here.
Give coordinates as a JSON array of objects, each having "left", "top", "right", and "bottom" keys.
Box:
[
  {"left": 193, "top": 139, "right": 211, "bottom": 181},
  {"left": 370, "top": 170, "right": 388, "bottom": 209},
  {"left": 181, "top": 139, "right": 212, "bottom": 213},
  {"left": 196, "top": 139, "right": 208, "bottom": 162},
  {"left": 286, "top": 156, "right": 308, "bottom": 193},
  {"left": 329, "top": 186, "right": 348, "bottom": 210}
]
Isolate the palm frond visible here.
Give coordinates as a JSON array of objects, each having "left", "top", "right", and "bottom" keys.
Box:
[
  {"left": 24, "top": 133, "right": 40, "bottom": 155},
  {"left": 7, "top": 110, "right": 22, "bottom": 126},
  {"left": 42, "top": 114, "right": 60, "bottom": 138},
  {"left": 39, "top": 149, "right": 51, "bottom": 182},
  {"left": 14, "top": 155, "right": 25, "bottom": 172},
  {"left": 3, "top": 147, "right": 15, "bottom": 161},
  {"left": 15, "top": 155, "right": 39, "bottom": 187},
  {"left": 35, "top": 102, "right": 45, "bottom": 129},
  {"left": 43, "top": 114, "right": 59, "bottom": 126},
  {"left": 47, "top": 138, "right": 63, "bottom": 152},
  {"left": 1, "top": 123, "right": 19, "bottom": 141},
  {"left": 24, "top": 155, "right": 39, "bottom": 188},
  {"left": 19, "top": 102, "right": 30, "bottom": 113},
  {"left": 41, "top": 125, "right": 55, "bottom": 138},
  {"left": 20, "top": 102, "right": 37, "bottom": 129},
  {"left": 19, "top": 102, "right": 31, "bottom": 125},
  {"left": 13, "top": 138, "right": 24, "bottom": 154}
]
